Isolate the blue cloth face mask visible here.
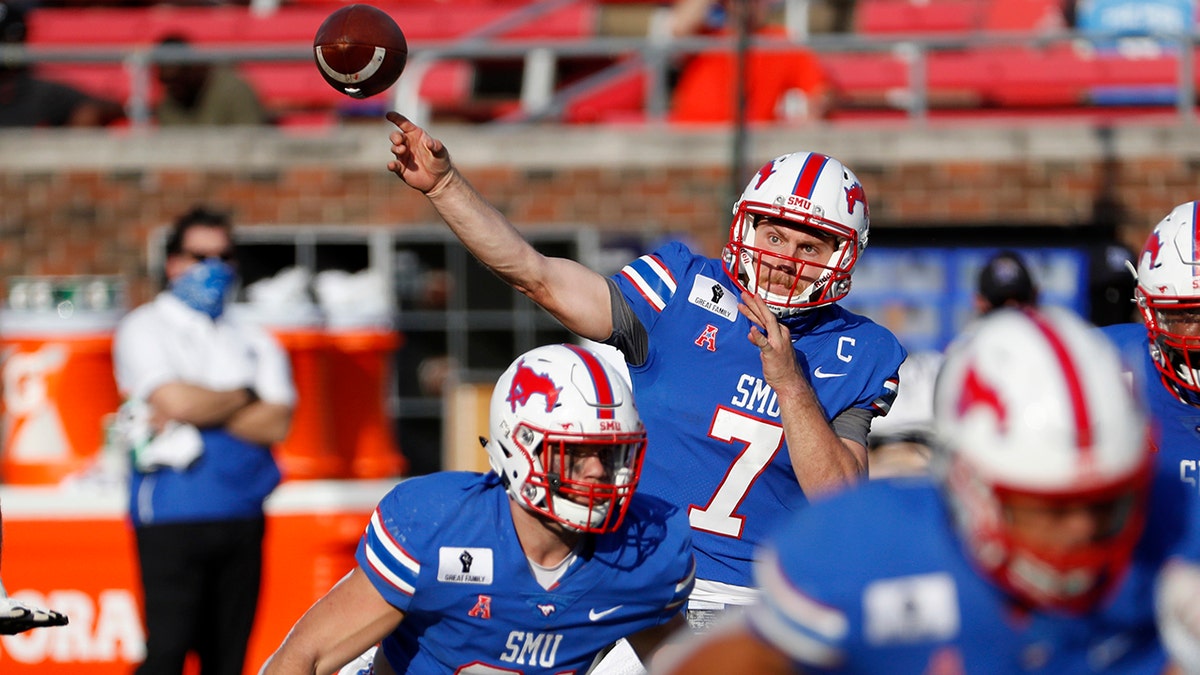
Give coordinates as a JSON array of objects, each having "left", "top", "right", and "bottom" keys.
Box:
[{"left": 171, "top": 257, "right": 237, "bottom": 319}]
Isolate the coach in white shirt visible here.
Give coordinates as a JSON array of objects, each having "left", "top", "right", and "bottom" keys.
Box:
[{"left": 112, "top": 206, "right": 295, "bottom": 675}]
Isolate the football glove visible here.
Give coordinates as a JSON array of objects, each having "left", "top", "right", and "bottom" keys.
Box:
[{"left": 0, "top": 595, "right": 69, "bottom": 635}]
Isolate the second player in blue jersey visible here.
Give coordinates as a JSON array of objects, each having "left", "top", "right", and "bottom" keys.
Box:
[{"left": 261, "top": 344, "right": 695, "bottom": 674}]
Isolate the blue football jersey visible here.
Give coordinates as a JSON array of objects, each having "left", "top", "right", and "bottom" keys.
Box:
[
  {"left": 749, "top": 470, "right": 1200, "bottom": 674},
  {"left": 1102, "top": 323, "right": 1200, "bottom": 497},
  {"left": 355, "top": 471, "right": 695, "bottom": 674},
  {"left": 611, "top": 241, "right": 905, "bottom": 588}
]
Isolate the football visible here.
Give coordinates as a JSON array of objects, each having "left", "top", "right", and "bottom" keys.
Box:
[{"left": 313, "top": 4, "right": 408, "bottom": 99}]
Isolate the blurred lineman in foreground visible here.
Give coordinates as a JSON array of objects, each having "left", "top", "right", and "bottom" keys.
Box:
[{"left": 655, "top": 307, "right": 1200, "bottom": 673}]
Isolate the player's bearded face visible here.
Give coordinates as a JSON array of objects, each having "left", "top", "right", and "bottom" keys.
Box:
[{"left": 751, "top": 220, "right": 838, "bottom": 296}]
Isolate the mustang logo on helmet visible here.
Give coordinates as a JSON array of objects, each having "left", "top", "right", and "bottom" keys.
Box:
[
  {"left": 957, "top": 364, "right": 1008, "bottom": 432},
  {"left": 506, "top": 360, "right": 561, "bottom": 413},
  {"left": 1141, "top": 230, "right": 1165, "bottom": 270},
  {"left": 753, "top": 162, "right": 777, "bottom": 190},
  {"left": 845, "top": 182, "right": 867, "bottom": 218}
]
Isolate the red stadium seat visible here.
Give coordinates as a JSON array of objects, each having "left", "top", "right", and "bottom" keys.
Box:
[
  {"left": 26, "top": 3, "right": 597, "bottom": 46},
  {"left": 560, "top": 57, "right": 648, "bottom": 123},
  {"left": 819, "top": 52, "right": 909, "bottom": 111},
  {"left": 22, "top": 1, "right": 598, "bottom": 125},
  {"left": 855, "top": 0, "right": 985, "bottom": 35}
]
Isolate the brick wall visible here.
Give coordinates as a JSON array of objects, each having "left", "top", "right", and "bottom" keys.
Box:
[{"left": 1, "top": 122, "right": 1197, "bottom": 306}]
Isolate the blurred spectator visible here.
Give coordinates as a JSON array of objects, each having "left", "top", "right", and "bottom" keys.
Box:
[
  {"left": 0, "top": 1, "right": 123, "bottom": 128},
  {"left": 976, "top": 249, "right": 1039, "bottom": 314},
  {"left": 155, "top": 34, "right": 270, "bottom": 126},
  {"left": 669, "top": 0, "right": 829, "bottom": 124}
]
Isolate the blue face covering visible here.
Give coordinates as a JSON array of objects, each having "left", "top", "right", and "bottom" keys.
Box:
[{"left": 171, "top": 258, "right": 237, "bottom": 319}]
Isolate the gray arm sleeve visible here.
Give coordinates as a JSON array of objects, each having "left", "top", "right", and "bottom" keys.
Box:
[
  {"left": 831, "top": 406, "right": 873, "bottom": 448},
  {"left": 602, "top": 278, "right": 649, "bottom": 367}
]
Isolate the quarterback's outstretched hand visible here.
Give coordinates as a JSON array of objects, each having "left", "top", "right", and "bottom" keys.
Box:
[
  {"left": 0, "top": 595, "right": 69, "bottom": 635},
  {"left": 386, "top": 112, "right": 453, "bottom": 196}
]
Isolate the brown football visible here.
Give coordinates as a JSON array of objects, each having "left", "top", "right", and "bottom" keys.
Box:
[{"left": 313, "top": 4, "right": 408, "bottom": 99}]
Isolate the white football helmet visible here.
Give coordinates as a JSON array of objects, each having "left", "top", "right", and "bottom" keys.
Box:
[
  {"left": 722, "top": 152, "right": 869, "bottom": 317},
  {"left": 487, "top": 343, "right": 646, "bottom": 534},
  {"left": 1136, "top": 201, "right": 1200, "bottom": 407},
  {"left": 933, "top": 307, "right": 1151, "bottom": 613}
]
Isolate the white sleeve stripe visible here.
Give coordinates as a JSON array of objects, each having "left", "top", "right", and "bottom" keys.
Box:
[
  {"left": 756, "top": 549, "right": 848, "bottom": 639},
  {"left": 748, "top": 601, "right": 844, "bottom": 668},
  {"left": 621, "top": 267, "right": 667, "bottom": 312},
  {"left": 365, "top": 543, "right": 416, "bottom": 596},
  {"left": 640, "top": 255, "right": 677, "bottom": 292},
  {"left": 676, "top": 557, "right": 697, "bottom": 596},
  {"left": 369, "top": 509, "right": 420, "bottom": 575},
  {"left": 871, "top": 378, "right": 900, "bottom": 414}
]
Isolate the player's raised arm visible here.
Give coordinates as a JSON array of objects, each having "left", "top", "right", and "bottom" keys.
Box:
[{"left": 384, "top": 112, "right": 613, "bottom": 342}]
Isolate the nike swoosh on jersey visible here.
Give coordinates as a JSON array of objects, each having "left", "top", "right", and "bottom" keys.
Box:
[
  {"left": 588, "top": 605, "right": 624, "bottom": 621},
  {"left": 813, "top": 368, "right": 848, "bottom": 379}
]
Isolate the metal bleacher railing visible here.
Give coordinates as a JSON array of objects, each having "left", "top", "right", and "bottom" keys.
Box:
[{"left": 0, "top": 4, "right": 1196, "bottom": 128}]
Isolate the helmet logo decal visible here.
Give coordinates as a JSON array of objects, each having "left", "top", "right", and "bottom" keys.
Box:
[
  {"left": 957, "top": 365, "right": 1008, "bottom": 431},
  {"left": 785, "top": 195, "right": 813, "bottom": 212},
  {"left": 791, "top": 153, "right": 829, "bottom": 200},
  {"left": 753, "top": 161, "right": 777, "bottom": 189},
  {"left": 1141, "top": 229, "right": 1164, "bottom": 270},
  {"left": 845, "top": 182, "right": 867, "bottom": 218},
  {"left": 507, "top": 359, "right": 562, "bottom": 413}
]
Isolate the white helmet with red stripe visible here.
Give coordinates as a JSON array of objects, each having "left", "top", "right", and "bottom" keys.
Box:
[
  {"left": 1136, "top": 201, "right": 1200, "bottom": 407},
  {"left": 723, "top": 151, "right": 869, "bottom": 318},
  {"left": 932, "top": 307, "right": 1151, "bottom": 613},
  {"left": 487, "top": 343, "right": 647, "bottom": 533}
]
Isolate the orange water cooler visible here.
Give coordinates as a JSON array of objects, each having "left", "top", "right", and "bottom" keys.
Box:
[
  {"left": 0, "top": 277, "right": 124, "bottom": 485},
  {"left": 234, "top": 304, "right": 346, "bottom": 481},
  {"left": 324, "top": 315, "right": 407, "bottom": 479}
]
